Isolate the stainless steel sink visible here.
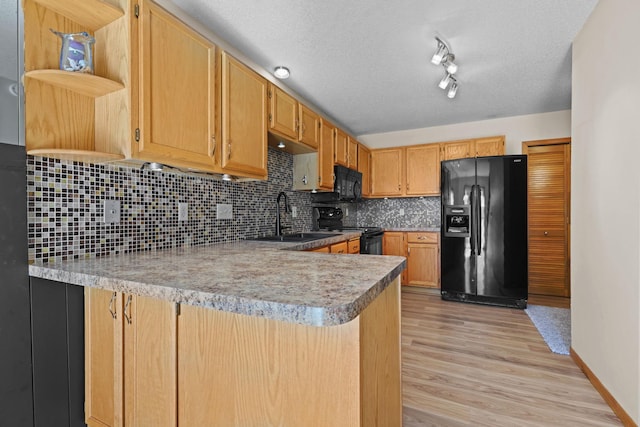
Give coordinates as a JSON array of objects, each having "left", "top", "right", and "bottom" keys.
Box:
[{"left": 250, "top": 232, "right": 336, "bottom": 243}]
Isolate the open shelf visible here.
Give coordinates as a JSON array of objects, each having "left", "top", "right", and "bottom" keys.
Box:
[
  {"left": 25, "top": 70, "right": 125, "bottom": 98},
  {"left": 32, "top": 0, "right": 124, "bottom": 31}
]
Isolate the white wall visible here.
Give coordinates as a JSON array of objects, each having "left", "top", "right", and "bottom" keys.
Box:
[
  {"left": 358, "top": 110, "right": 571, "bottom": 154},
  {"left": 572, "top": 0, "right": 639, "bottom": 423}
]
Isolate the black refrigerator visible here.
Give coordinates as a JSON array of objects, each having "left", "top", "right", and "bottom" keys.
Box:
[{"left": 440, "top": 155, "right": 528, "bottom": 308}]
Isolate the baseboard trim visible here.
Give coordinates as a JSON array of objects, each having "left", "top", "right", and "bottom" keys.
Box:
[{"left": 570, "top": 347, "right": 637, "bottom": 427}]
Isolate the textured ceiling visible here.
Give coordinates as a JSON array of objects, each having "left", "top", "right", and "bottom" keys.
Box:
[{"left": 170, "top": 0, "right": 597, "bottom": 137}]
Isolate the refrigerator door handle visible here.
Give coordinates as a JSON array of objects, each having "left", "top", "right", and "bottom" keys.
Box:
[
  {"left": 470, "top": 184, "right": 477, "bottom": 255},
  {"left": 475, "top": 185, "right": 482, "bottom": 256},
  {"left": 471, "top": 184, "right": 482, "bottom": 256}
]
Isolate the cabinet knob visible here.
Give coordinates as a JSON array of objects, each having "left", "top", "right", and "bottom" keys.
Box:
[{"left": 544, "top": 231, "right": 549, "bottom": 236}]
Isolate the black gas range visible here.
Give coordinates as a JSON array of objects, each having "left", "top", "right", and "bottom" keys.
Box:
[{"left": 313, "top": 207, "right": 384, "bottom": 255}]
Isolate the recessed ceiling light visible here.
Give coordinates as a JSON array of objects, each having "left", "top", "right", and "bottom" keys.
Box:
[{"left": 274, "top": 66, "right": 290, "bottom": 79}]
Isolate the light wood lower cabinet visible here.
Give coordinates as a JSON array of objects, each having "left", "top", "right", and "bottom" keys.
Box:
[
  {"left": 85, "top": 287, "right": 177, "bottom": 427},
  {"left": 406, "top": 232, "right": 440, "bottom": 288},
  {"left": 383, "top": 231, "right": 440, "bottom": 288},
  {"left": 86, "top": 279, "right": 401, "bottom": 427},
  {"left": 178, "top": 278, "right": 401, "bottom": 426}
]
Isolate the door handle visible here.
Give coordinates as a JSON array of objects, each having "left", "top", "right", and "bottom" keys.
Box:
[
  {"left": 124, "top": 295, "right": 133, "bottom": 325},
  {"left": 108, "top": 292, "right": 117, "bottom": 319}
]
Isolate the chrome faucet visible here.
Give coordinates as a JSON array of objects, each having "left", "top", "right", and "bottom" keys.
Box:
[{"left": 275, "top": 191, "right": 290, "bottom": 236}]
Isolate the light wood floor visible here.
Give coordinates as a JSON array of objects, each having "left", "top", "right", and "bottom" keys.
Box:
[{"left": 401, "top": 288, "right": 621, "bottom": 426}]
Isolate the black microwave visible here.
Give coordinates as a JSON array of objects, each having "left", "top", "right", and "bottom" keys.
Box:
[{"left": 311, "top": 165, "right": 362, "bottom": 202}]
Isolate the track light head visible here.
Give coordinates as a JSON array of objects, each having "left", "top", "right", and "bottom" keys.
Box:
[
  {"left": 438, "top": 73, "right": 453, "bottom": 90},
  {"left": 431, "top": 37, "right": 448, "bottom": 65},
  {"left": 447, "top": 82, "right": 458, "bottom": 98}
]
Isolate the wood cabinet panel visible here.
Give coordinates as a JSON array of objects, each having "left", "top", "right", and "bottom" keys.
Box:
[
  {"left": 124, "top": 295, "right": 177, "bottom": 427},
  {"left": 475, "top": 135, "right": 504, "bottom": 157},
  {"left": 371, "top": 148, "right": 404, "bottom": 196},
  {"left": 221, "top": 53, "right": 268, "bottom": 178},
  {"left": 358, "top": 143, "right": 371, "bottom": 197},
  {"left": 137, "top": 0, "right": 220, "bottom": 171},
  {"left": 441, "top": 139, "right": 473, "bottom": 160},
  {"left": 348, "top": 238, "right": 361, "bottom": 254},
  {"left": 383, "top": 232, "right": 406, "bottom": 284},
  {"left": 406, "top": 232, "right": 438, "bottom": 244},
  {"left": 268, "top": 83, "right": 298, "bottom": 140},
  {"left": 347, "top": 136, "right": 358, "bottom": 169},
  {"left": 407, "top": 243, "right": 439, "bottom": 288},
  {"left": 85, "top": 288, "right": 176, "bottom": 427},
  {"left": 334, "top": 128, "right": 348, "bottom": 166},
  {"left": 85, "top": 288, "right": 123, "bottom": 427},
  {"left": 177, "top": 301, "right": 361, "bottom": 426},
  {"left": 298, "top": 104, "right": 320, "bottom": 149},
  {"left": 330, "top": 241, "right": 348, "bottom": 254},
  {"left": 406, "top": 144, "right": 440, "bottom": 196},
  {"left": 318, "top": 119, "right": 335, "bottom": 190}
]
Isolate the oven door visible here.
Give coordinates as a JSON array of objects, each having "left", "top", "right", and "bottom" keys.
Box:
[{"left": 361, "top": 232, "right": 383, "bottom": 255}]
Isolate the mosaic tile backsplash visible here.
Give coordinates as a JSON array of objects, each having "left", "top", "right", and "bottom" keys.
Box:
[
  {"left": 27, "top": 148, "right": 313, "bottom": 263},
  {"left": 357, "top": 197, "right": 441, "bottom": 229}
]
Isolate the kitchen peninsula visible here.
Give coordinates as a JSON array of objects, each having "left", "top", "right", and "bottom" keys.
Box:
[{"left": 29, "top": 233, "right": 405, "bottom": 427}]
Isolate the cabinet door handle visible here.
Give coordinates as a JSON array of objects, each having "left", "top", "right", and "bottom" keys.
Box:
[
  {"left": 124, "top": 295, "right": 133, "bottom": 325},
  {"left": 211, "top": 137, "right": 216, "bottom": 157},
  {"left": 417, "top": 236, "right": 427, "bottom": 240},
  {"left": 108, "top": 292, "right": 117, "bottom": 319},
  {"left": 227, "top": 141, "right": 232, "bottom": 160}
]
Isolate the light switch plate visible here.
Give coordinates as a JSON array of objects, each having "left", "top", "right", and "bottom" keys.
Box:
[
  {"left": 291, "top": 206, "right": 297, "bottom": 218},
  {"left": 216, "top": 203, "right": 233, "bottom": 220},
  {"left": 178, "top": 202, "right": 188, "bottom": 221},
  {"left": 104, "top": 200, "right": 120, "bottom": 224}
]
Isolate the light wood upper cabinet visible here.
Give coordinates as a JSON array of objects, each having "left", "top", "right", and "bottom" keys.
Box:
[
  {"left": 136, "top": 0, "right": 221, "bottom": 171},
  {"left": 358, "top": 143, "right": 371, "bottom": 197},
  {"left": 441, "top": 136, "right": 505, "bottom": 160},
  {"left": 347, "top": 136, "right": 358, "bottom": 169},
  {"left": 221, "top": 52, "right": 268, "bottom": 179},
  {"left": 85, "top": 287, "right": 177, "bottom": 427},
  {"left": 406, "top": 144, "right": 440, "bottom": 196},
  {"left": 318, "top": 119, "right": 335, "bottom": 190},
  {"left": 268, "top": 83, "right": 298, "bottom": 141},
  {"left": 371, "top": 148, "right": 404, "bottom": 197},
  {"left": 441, "top": 139, "right": 474, "bottom": 161},
  {"left": 298, "top": 104, "right": 320, "bottom": 149},
  {"left": 334, "top": 128, "right": 348, "bottom": 166},
  {"left": 475, "top": 135, "right": 505, "bottom": 157}
]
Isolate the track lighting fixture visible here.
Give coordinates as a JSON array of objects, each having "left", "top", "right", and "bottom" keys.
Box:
[{"left": 430, "top": 36, "right": 459, "bottom": 99}]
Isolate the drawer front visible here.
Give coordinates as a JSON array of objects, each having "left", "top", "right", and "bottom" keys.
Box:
[
  {"left": 406, "top": 232, "right": 438, "bottom": 244},
  {"left": 348, "top": 238, "right": 360, "bottom": 254}
]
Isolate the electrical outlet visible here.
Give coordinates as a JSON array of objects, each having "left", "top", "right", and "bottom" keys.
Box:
[
  {"left": 345, "top": 207, "right": 349, "bottom": 217},
  {"left": 399, "top": 208, "right": 405, "bottom": 216},
  {"left": 291, "top": 206, "right": 297, "bottom": 218},
  {"left": 178, "top": 202, "right": 188, "bottom": 221},
  {"left": 216, "top": 203, "right": 233, "bottom": 220},
  {"left": 104, "top": 200, "right": 120, "bottom": 224}
]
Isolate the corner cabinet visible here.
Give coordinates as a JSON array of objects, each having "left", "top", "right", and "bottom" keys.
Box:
[
  {"left": 134, "top": 0, "right": 221, "bottom": 172},
  {"left": 85, "top": 287, "right": 177, "bottom": 427},
  {"left": 23, "top": 0, "right": 129, "bottom": 162},
  {"left": 221, "top": 53, "right": 268, "bottom": 179}
]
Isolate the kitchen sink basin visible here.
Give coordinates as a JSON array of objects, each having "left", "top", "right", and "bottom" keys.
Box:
[{"left": 250, "top": 232, "right": 336, "bottom": 243}]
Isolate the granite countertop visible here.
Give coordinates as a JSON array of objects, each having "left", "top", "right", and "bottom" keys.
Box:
[{"left": 29, "top": 232, "right": 406, "bottom": 328}]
